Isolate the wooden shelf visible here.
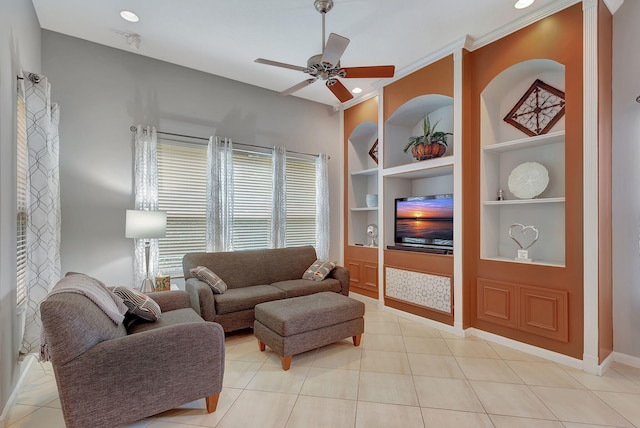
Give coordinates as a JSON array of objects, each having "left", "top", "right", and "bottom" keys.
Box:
[
  {"left": 483, "top": 130, "right": 565, "bottom": 153},
  {"left": 481, "top": 255, "right": 565, "bottom": 268},
  {"left": 483, "top": 197, "right": 565, "bottom": 206},
  {"left": 382, "top": 157, "right": 454, "bottom": 179},
  {"left": 351, "top": 167, "right": 378, "bottom": 177}
]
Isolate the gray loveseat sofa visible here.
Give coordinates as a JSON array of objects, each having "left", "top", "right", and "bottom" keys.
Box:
[{"left": 183, "top": 246, "right": 350, "bottom": 332}]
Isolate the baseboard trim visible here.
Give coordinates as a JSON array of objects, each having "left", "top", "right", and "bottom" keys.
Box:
[
  {"left": 613, "top": 351, "right": 640, "bottom": 369},
  {"left": 466, "top": 328, "right": 584, "bottom": 370},
  {"left": 0, "top": 354, "right": 36, "bottom": 426}
]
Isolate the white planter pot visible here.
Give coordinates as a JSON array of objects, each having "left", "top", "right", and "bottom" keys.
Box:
[{"left": 365, "top": 194, "right": 378, "bottom": 208}]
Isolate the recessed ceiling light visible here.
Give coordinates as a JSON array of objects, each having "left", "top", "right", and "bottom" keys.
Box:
[
  {"left": 120, "top": 10, "right": 139, "bottom": 23},
  {"left": 352, "top": 87, "right": 363, "bottom": 94},
  {"left": 514, "top": 0, "right": 534, "bottom": 9}
]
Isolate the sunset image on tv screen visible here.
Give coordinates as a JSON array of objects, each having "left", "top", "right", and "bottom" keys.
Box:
[{"left": 396, "top": 198, "right": 453, "bottom": 220}]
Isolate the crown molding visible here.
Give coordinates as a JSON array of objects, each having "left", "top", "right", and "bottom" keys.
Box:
[
  {"left": 342, "top": 0, "right": 592, "bottom": 110},
  {"left": 373, "top": 35, "right": 471, "bottom": 90},
  {"left": 469, "top": 0, "right": 581, "bottom": 51},
  {"left": 603, "top": 0, "right": 623, "bottom": 14},
  {"left": 341, "top": 89, "right": 379, "bottom": 111}
]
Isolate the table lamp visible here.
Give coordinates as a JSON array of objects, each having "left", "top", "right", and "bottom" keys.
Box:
[{"left": 125, "top": 209, "right": 167, "bottom": 292}]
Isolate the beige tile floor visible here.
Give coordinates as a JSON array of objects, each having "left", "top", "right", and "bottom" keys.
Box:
[{"left": 7, "top": 299, "right": 640, "bottom": 428}]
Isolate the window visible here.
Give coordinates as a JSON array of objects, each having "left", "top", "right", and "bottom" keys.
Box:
[
  {"left": 232, "top": 150, "right": 273, "bottom": 250},
  {"left": 17, "top": 93, "right": 27, "bottom": 305},
  {"left": 285, "top": 156, "right": 316, "bottom": 247},
  {"left": 157, "top": 142, "right": 208, "bottom": 274},
  {"left": 157, "top": 141, "right": 318, "bottom": 275}
]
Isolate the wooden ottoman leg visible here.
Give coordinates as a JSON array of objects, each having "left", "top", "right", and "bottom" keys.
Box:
[
  {"left": 258, "top": 339, "right": 266, "bottom": 352},
  {"left": 280, "top": 355, "right": 292, "bottom": 371},
  {"left": 353, "top": 333, "right": 362, "bottom": 347},
  {"left": 206, "top": 393, "right": 220, "bottom": 413}
]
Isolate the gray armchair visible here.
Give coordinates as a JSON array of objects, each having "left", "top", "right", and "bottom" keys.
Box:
[{"left": 40, "top": 287, "right": 224, "bottom": 428}]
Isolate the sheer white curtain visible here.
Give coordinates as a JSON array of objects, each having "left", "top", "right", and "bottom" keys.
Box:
[
  {"left": 271, "top": 146, "right": 287, "bottom": 248},
  {"left": 315, "top": 153, "right": 330, "bottom": 259},
  {"left": 206, "top": 137, "right": 234, "bottom": 252},
  {"left": 133, "top": 126, "right": 159, "bottom": 285},
  {"left": 20, "top": 72, "right": 61, "bottom": 355}
]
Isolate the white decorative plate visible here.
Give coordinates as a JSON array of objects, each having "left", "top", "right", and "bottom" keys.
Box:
[{"left": 507, "top": 162, "right": 549, "bottom": 199}]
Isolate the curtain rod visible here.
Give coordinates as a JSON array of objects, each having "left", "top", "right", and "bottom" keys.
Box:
[{"left": 129, "top": 125, "right": 327, "bottom": 159}]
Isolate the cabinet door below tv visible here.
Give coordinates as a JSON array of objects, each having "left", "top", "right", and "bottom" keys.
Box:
[{"left": 346, "top": 258, "right": 378, "bottom": 299}]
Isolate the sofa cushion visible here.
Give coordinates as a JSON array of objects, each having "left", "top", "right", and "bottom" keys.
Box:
[
  {"left": 190, "top": 266, "right": 228, "bottom": 294},
  {"left": 112, "top": 286, "right": 162, "bottom": 322},
  {"left": 302, "top": 259, "right": 336, "bottom": 281},
  {"left": 214, "top": 285, "right": 285, "bottom": 315},
  {"left": 271, "top": 278, "right": 341, "bottom": 298},
  {"left": 127, "top": 308, "right": 205, "bottom": 334}
]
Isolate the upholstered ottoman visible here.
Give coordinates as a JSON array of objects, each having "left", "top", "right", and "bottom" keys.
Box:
[{"left": 254, "top": 292, "right": 365, "bottom": 370}]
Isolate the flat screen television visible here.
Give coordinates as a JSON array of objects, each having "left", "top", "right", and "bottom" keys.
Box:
[{"left": 393, "top": 194, "right": 454, "bottom": 252}]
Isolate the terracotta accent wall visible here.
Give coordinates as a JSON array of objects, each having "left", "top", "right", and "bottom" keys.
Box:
[
  {"left": 384, "top": 55, "right": 454, "bottom": 119},
  {"left": 597, "top": 0, "right": 614, "bottom": 363},
  {"left": 344, "top": 97, "right": 378, "bottom": 145},
  {"left": 463, "top": 4, "right": 584, "bottom": 358}
]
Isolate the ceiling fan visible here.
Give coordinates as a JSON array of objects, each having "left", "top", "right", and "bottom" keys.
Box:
[{"left": 255, "top": 0, "right": 395, "bottom": 103}]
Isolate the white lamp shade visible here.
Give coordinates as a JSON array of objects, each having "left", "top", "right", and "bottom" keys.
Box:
[{"left": 125, "top": 210, "right": 167, "bottom": 239}]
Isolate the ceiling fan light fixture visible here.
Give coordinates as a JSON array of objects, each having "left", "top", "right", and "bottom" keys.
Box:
[
  {"left": 254, "top": 0, "right": 395, "bottom": 103},
  {"left": 314, "top": 0, "right": 333, "bottom": 14},
  {"left": 120, "top": 10, "right": 140, "bottom": 23},
  {"left": 514, "top": 0, "right": 534, "bottom": 9}
]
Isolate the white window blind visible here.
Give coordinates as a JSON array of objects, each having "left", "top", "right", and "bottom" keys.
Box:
[
  {"left": 157, "top": 141, "right": 318, "bottom": 274},
  {"left": 16, "top": 94, "right": 27, "bottom": 305},
  {"left": 285, "top": 156, "right": 316, "bottom": 247},
  {"left": 157, "top": 142, "right": 208, "bottom": 275},
  {"left": 232, "top": 150, "right": 272, "bottom": 250}
]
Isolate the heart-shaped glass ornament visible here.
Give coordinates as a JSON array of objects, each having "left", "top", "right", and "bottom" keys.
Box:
[{"left": 508, "top": 223, "right": 539, "bottom": 250}]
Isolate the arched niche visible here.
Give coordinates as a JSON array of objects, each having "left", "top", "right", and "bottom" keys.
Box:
[{"left": 384, "top": 94, "right": 454, "bottom": 169}]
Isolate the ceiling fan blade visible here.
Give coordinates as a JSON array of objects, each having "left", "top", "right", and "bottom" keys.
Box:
[
  {"left": 326, "top": 79, "right": 353, "bottom": 103},
  {"left": 321, "top": 33, "right": 350, "bottom": 66},
  {"left": 340, "top": 65, "right": 396, "bottom": 79},
  {"left": 278, "top": 78, "right": 318, "bottom": 97},
  {"left": 255, "top": 58, "right": 307, "bottom": 72}
]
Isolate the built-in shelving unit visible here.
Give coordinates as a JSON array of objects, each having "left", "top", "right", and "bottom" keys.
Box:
[
  {"left": 344, "top": 97, "right": 381, "bottom": 300},
  {"left": 346, "top": 121, "right": 378, "bottom": 246},
  {"left": 479, "top": 59, "right": 566, "bottom": 267},
  {"left": 343, "top": 2, "right": 613, "bottom": 369}
]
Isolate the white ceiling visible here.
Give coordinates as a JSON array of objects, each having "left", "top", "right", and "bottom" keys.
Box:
[{"left": 32, "top": 0, "right": 573, "bottom": 107}]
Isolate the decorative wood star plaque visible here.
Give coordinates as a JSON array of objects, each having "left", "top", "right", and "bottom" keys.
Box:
[
  {"left": 368, "top": 139, "right": 378, "bottom": 164},
  {"left": 503, "top": 79, "right": 566, "bottom": 137}
]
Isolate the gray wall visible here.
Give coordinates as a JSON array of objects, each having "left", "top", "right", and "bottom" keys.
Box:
[
  {"left": 612, "top": 0, "right": 640, "bottom": 360},
  {"left": 0, "top": 0, "right": 41, "bottom": 417},
  {"left": 41, "top": 30, "right": 342, "bottom": 287}
]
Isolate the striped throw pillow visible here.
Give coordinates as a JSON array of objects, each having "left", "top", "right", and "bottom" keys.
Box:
[
  {"left": 112, "top": 286, "right": 161, "bottom": 322},
  {"left": 190, "top": 266, "right": 228, "bottom": 294},
  {"left": 302, "top": 259, "right": 336, "bottom": 281}
]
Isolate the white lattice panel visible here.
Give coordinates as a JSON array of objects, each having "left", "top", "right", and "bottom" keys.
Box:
[{"left": 385, "top": 267, "right": 452, "bottom": 314}]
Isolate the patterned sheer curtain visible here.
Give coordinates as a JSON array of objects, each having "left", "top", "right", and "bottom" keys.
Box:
[
  {"left": 315, "top": 153, "right": 330, "bottom": 259},
  {"left": 271, "top": 146, "right": 287, "bottom": 248},
  {"left": 206, "top": 137, "right": 234, "bottom": 252},
  {"left": 133, "top": 126, "right": 159, "bottom": 285},
  {"left": 20, "top": 72, "right": 61, "bottom": 355}
]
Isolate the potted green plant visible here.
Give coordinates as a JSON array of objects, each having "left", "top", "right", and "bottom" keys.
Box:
[{"left": 402, "top": 115, "right": 452, "bottom": 161}]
